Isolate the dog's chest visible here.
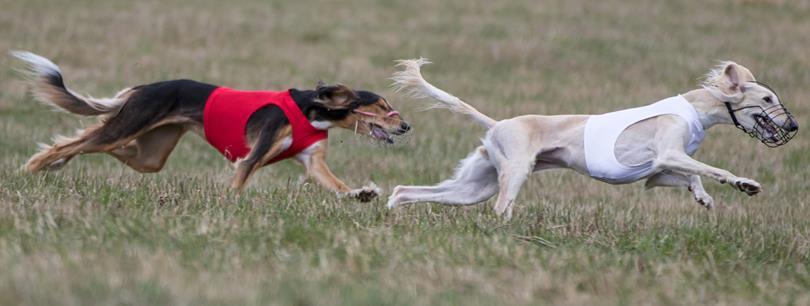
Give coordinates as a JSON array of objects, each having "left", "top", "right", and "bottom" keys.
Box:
[{"left": 583, "top": 96, "right": 704, "bottom": 184}]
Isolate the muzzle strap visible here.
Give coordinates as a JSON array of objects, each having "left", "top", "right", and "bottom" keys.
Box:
[{"left": 724, "top": 102, "right": 743, "bottom": 129}]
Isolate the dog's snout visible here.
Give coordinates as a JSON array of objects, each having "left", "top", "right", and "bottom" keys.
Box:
[
  {"left": 786, "top": 120, "right": 799, "bottom": 132},
  {"left": 399, "top": 121, "right": 411, "bottom": 132}
]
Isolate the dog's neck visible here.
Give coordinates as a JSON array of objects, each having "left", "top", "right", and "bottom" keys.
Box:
[{"left": 681, "top": 88, "right": 736, "bottom": 130}]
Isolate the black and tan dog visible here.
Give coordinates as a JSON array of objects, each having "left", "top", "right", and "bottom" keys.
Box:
[{"left": 12, "top": 51, "right": 410, "bottom": 201}]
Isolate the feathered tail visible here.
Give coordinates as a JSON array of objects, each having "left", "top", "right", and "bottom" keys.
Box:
[
  {"left": 11, "top": 51, "right": 130, "bottom": 116},
  {"left": 391, "top": 58, "right": 497, "bottom": 129}
]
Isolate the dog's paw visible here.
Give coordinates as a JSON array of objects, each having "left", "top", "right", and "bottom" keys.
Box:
[
  {"left": 349, "top": 183, "right": 381, "bottom": 202},
  {"left": 693, "top": 190, "right": 714, "bottom": 209},
  {"left": 386, "top": 197, "right": 399, "bottom": 209},
  {"left": 734, "top": 178, "right": 761, "bottom": 196}
]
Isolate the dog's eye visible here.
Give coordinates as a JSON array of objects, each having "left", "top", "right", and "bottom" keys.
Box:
[{"left": 763, "top": 96, "right": 773, "bottom": 103}]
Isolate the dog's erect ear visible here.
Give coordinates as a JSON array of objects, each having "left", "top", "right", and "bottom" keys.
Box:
[
  {"left": 704, "top": 61, "right": 755, "bottom": 103},
  {"left": 723, "top": 63, "right": 741, "bottom": 93},
  {"left": 315, "top": 83, "right": 358, "bottom": 109},
  {"left": 720, "top": 62, "right": 757, "bottom": 94}
]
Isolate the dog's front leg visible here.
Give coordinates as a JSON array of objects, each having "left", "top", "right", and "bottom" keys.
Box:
[
  {"left": 231, "top": 139, "right": 289, "bottom": 191},
  {"left": 646, "top": 172, "right": 714, "bottom": 208},
  {"left": 687, "top": 175, "right": 715, "bottom": 208},
  {"left": 231, "top": 126, "right": 295, "bottom": 191},
  {"left": 296, "top": 141, "right": 380, "bottom": 202},
  {"left": 655, "top": 151, "right": 761, "bottom": 196}
]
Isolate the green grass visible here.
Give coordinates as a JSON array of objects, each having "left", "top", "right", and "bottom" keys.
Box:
[{"left": 2, "top": 0, "right": 810, "bottom": 305}]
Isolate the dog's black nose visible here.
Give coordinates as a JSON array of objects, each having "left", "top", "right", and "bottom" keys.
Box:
[
  {"left": 786, "top": 120, "right": 799, "bottom": 132},
  {"left": 399, "top": 122, "right": 411, "bottom": 132}
]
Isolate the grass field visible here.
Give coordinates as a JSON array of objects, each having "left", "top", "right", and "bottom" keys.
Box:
[{"left": 2, "top": 0, "right": 810, "bottom": 305}]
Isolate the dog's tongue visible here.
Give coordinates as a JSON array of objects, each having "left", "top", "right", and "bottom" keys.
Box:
[{"left": 371, "top": 126, "right": 392, "bottom": 143}]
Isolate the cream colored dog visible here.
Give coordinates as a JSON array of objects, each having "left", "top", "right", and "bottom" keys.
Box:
[{"left": 387, "top": 59, "right": 797, "bottom": 219}]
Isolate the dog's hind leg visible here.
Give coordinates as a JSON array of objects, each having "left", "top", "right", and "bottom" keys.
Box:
[
  {"left": 26, "top": 125, "right": 149, "bottom": 173},
  {"left": 491, "top": 157, "right": 533, "bottom": 220},
  {"left": 107, "top": 124, "right": 186, "bottom": 173},
  {"left": 26, "top": 115, "right": 175, "bottom": 173},
  {"left": 485, "top": 129, "right": 537, "bottom": 220},
  {"left": 387, "top": 146, "right": 499, "bottom": 208},
  {"left": 25, "top": 83, "right": 192, "bottom": 173},
  {"left": 25, "top": 124, "right": 112, "bottom": 172}
]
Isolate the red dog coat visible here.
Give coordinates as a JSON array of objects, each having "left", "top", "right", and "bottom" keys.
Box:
[{"left": 203, "top": 87, "right": 328, "bottom": 164}]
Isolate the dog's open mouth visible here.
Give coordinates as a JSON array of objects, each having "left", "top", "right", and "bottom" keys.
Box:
[
  {"left": 754, "top": 114, "right": 778, "bottom": 140},
  {"left": 743, "top": 111, "right": 797, "bottom": 147},
  {"left": 370, "top": 123, "right": 394, "bottom": 144}
]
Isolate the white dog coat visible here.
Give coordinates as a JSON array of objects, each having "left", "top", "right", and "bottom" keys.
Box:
[{"left": 584, "top": 96, "right": 704, "bottom": 184}]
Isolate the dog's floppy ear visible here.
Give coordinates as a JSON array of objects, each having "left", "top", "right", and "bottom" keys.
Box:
[{"left": 315, "top": 82, "right": 358, "bottom": 109}]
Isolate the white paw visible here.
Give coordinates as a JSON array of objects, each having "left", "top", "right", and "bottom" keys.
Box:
[
  {"left": 348, "top": 183, "right": 381, "bottom": 202},
  {"left": 733, "top": 178, "right": 761, "bottom": 196},
  {"left": 693, "top": 190, "right": 714, "bottom": 209},
  {"left": 386, "top": 198, "right": 398, "bottom": 209}
]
